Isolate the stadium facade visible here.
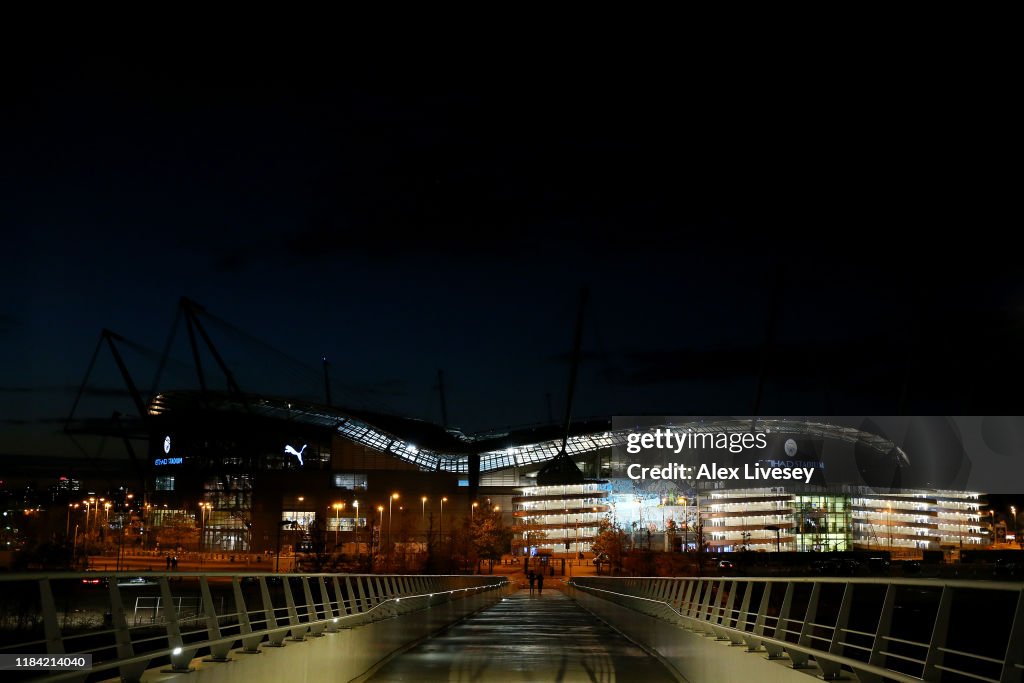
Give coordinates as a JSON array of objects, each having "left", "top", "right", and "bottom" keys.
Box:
[{"left": 137, "top": 395, "right": 988, "bottom": 557}]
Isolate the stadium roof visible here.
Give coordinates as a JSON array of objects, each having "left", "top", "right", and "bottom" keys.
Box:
[{"left": 143, "top": 392, "right": 910, "bottom": 475}]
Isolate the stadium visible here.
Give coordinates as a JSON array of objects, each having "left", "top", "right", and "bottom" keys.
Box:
[{"left": 67, "top": 302, "right": 989, "bottom": 559}]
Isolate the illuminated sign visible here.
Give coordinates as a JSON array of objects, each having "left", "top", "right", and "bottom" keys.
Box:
[
  {"left": 164, "top": 436, "right": 171, "bottom": 454},
  {"left": 154, "top": 457, "right": 183, "bottom": 466},
  {"left": 284, "top": 444, "right": 307, "bottom": 466}
]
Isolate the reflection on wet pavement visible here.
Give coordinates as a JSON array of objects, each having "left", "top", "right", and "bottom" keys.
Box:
[{"left": 366, "top": 588, "right": 678, "bottom": 682}]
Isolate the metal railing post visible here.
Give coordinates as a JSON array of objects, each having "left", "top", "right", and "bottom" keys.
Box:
[
  {"left": 320, "top": 577, "right": 339, "bottom": 632},
  {"left": 39, "top": 578, "right": 64, "bottom": 655},
  {"left": 764, "top": 581, "right": 793, "bottom": 659},
  {"left": 699, "top": 579, "right": 716, "bottom": 634},
  {"left": 790, "top": 582, "right": 820, "bottom": 669},
  {"left": 302, "top": 577, "right": 325, "bottom": 636},
  {"left": 333, "top": 576, "right": 347, "bottom": 616},
  {"left": 747, "top": 581, "right": 772, "bottom": 652},
  {"left": 999, "top": 588, "right": 1024, "bottom": 683},
  {"left": 818, "top": 581, "right": 853, "bottom": 681},
  {"left": 712, "top": 580, "right": 730, "bottom": 640},
  {"left": 259, "top": 576, "right": 287, "bottom": 647},
  {"left": 736, "top": 581, "right": 754, "bottom": 635},
  {"left": 355, "top": 576, "right": 369, "bottom": 613},
  {"left": 199, "top": 576, "right": 231, "bottom": 661},
  {"left": 106, "top": 577, "right": 149, "bottom": 683},
  {"left": 282, "top": 575, "right": 308, "bottom": 640},
  {"left": 232, "top": 577, "right": 262, "bottom": 653},
  {"left": 159, "top": 576, "right": 195, "bottom": 672},
  {"left": 684, "top": 581, "right": 700, "bottom": 618},
  {"left": 864, "top": 583, "right": 898, "bottom": 683},
  {"left": 922, "top": 585, "right": 954, "bottom": 681},
  {"left": 722, "top": 581, "right": 744, "bottom": 645},
  {"left": 365, "top": 576, "right": 379, "bottom": 611}
]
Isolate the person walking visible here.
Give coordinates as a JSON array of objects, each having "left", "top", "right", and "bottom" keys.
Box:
[
  {"left": 536, "top": 571, "right": 544, "bottom": 595},
  {"left": 528, "top": 571, "right": 536, "bottom": 595}
]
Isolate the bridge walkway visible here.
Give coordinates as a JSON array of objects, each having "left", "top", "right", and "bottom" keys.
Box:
[{"left": 365, "top": 587, "right": 679, "bottom": 682}]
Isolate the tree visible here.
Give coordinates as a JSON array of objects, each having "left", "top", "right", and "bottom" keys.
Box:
[
  {"left": 156, "top": 514, "right": 199, "bottom": 552},
  {"left": 590, "top": 518, "right": 628, "bottom": 575},
  {"left": 469, "top": 508, "right": 513, "bottom": 573}
]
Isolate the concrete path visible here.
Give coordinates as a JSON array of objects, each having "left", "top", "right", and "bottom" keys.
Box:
[{"left": 365, "top": 587, "right": 679, "bottom": 682}]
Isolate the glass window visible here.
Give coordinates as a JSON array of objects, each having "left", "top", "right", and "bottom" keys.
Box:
[
  {"left": 281, "top": 511, "right": 317, "bottom": 529},
  {"left": 155, "top": 476, "right": 175, "bottom": 491},
  {"left": 331, "top": 473, "right": 367, "bottom": 490}
]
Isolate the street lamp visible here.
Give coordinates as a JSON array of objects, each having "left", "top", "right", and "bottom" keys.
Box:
[
  {"left": 66, "top": 503, "right": 78, "bottom": 540},
  {"left": 332, "top": 503, "right": 345, "bottom": 547},
  {"left": 421, "top": 496, "right": 427, "bottom": 524},
  {"left": 887, "top": 504, "right": 893, "bottom": 549},
  {"left": 376, "top": 505, "right": 384, "bottom": 565},
  {"left": 472, "top": 501, "right": 478, "bottom": 521},
  {"left": 1011, "top": 505, "right": 1018, "bottom": 542},
  {"left": 84, "top": 498, "right": 95, "bottom": 534},
  {"left": 81, "top": 498, "right": 96, "bottom": 563},
  {"left": 388, "top": 493, "right": 399, "bottom": 562},
  {"left": 440, "top": 497, "right": 448, "bottom": 546},
  {"left": 353, "top": 500, "right": 360, "bottom": 559},
  {"left": 198, "top": 502, "right": 212, "bottom": 556}
]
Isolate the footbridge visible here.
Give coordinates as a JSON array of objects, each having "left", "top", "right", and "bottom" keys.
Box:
[{"left": 2, "top": 571, "right": 1022, "bottom": 682}]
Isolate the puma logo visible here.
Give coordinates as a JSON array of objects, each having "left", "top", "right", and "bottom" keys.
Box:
[{"left": 284, "top": 444, "right": 307, "bottom": 466}]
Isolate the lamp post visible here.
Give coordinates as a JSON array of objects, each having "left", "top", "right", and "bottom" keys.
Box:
[
  {"left": 388, "top": 493, "right": 399, "bottom": 563},
  {"left": 376, "top": 505, "right": 384, "bottom": 566},
  {"left": 472, "top": 501, "right": 478, "bottom": 521},
  {"left": 83, "top": 498, "right": 96, "bottom": 562},
  {"left": 1012, "top": 505, "right": 1018, "bottom": 542},
  {"left": 887, "top": 504, "right": 893, "bottom": 549},
  {"left": 84, "top": 498, "right": 95, "bottom": 535},
  {"left": 332, "top": 503, "right": 345, "bottom": 548},
  {"left": 352, "top": 500, "right": 360, "bottom": 559},
  {"left": 421, "top": 496, "right": 427, "bottom": 525},
  {"left": 199, "top": 502, "right": 211, "bottom": 556},
  {"left": 66, "top": 503, "right": 78, "bottom": 540},
  {"left": 440, "top": 497, "right": 447, "bottom": 548}
]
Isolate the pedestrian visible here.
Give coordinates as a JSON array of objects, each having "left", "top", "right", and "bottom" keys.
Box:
[
  {"left": 537, "top": 571, "right": 544, "bottom": 595},
  {"left": 165, "top": 554, "right": 171, "bottom": 570},
  {"left": 171, "top": 556, "right": 178, "bottom": 570},
  {"left": 528, "top": 571, "right": 536, "bottom": 595}
]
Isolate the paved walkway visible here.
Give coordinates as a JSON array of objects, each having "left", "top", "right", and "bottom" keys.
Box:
[{"left": 366, "top": 588, "right": 678, "bottom": 682}]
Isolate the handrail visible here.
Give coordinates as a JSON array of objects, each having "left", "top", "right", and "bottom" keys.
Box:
[
  {"left": 568, "top": 576, "right": 1024, "bottom": 683},
  {"left": 0, "top": 571, "right": 508, "bottom": 683}
]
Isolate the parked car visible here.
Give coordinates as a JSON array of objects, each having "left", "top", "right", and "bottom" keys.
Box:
[
  {"left": 117, "top": 576, "right": 158, "bottom": 587},
  {"left": 81, "top": 571, "right": 108, "bottom": 588},
  {"left": 718, "top": 560, "right": 735, "bottom": 570}
]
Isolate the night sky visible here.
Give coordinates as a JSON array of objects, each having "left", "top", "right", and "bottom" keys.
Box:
[{"left": 2, "top": 52, "right": 1019, "bottom": 461}]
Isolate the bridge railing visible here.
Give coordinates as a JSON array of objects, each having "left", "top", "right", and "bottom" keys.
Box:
[
  {"left": 568, "top": 576, "right": 1024, "bottom": 683},
  {"left": 0, "top": 571, "right": 508, "bottom": 683}
]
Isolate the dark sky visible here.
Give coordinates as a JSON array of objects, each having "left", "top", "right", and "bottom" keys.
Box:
[{"left": 2, "top": 51, "right": 1019, "bottom": 459}]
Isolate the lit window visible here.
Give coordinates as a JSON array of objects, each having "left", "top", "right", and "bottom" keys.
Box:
[{"left": 331, "top": 473, "right": 367, "bottom": 490}]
